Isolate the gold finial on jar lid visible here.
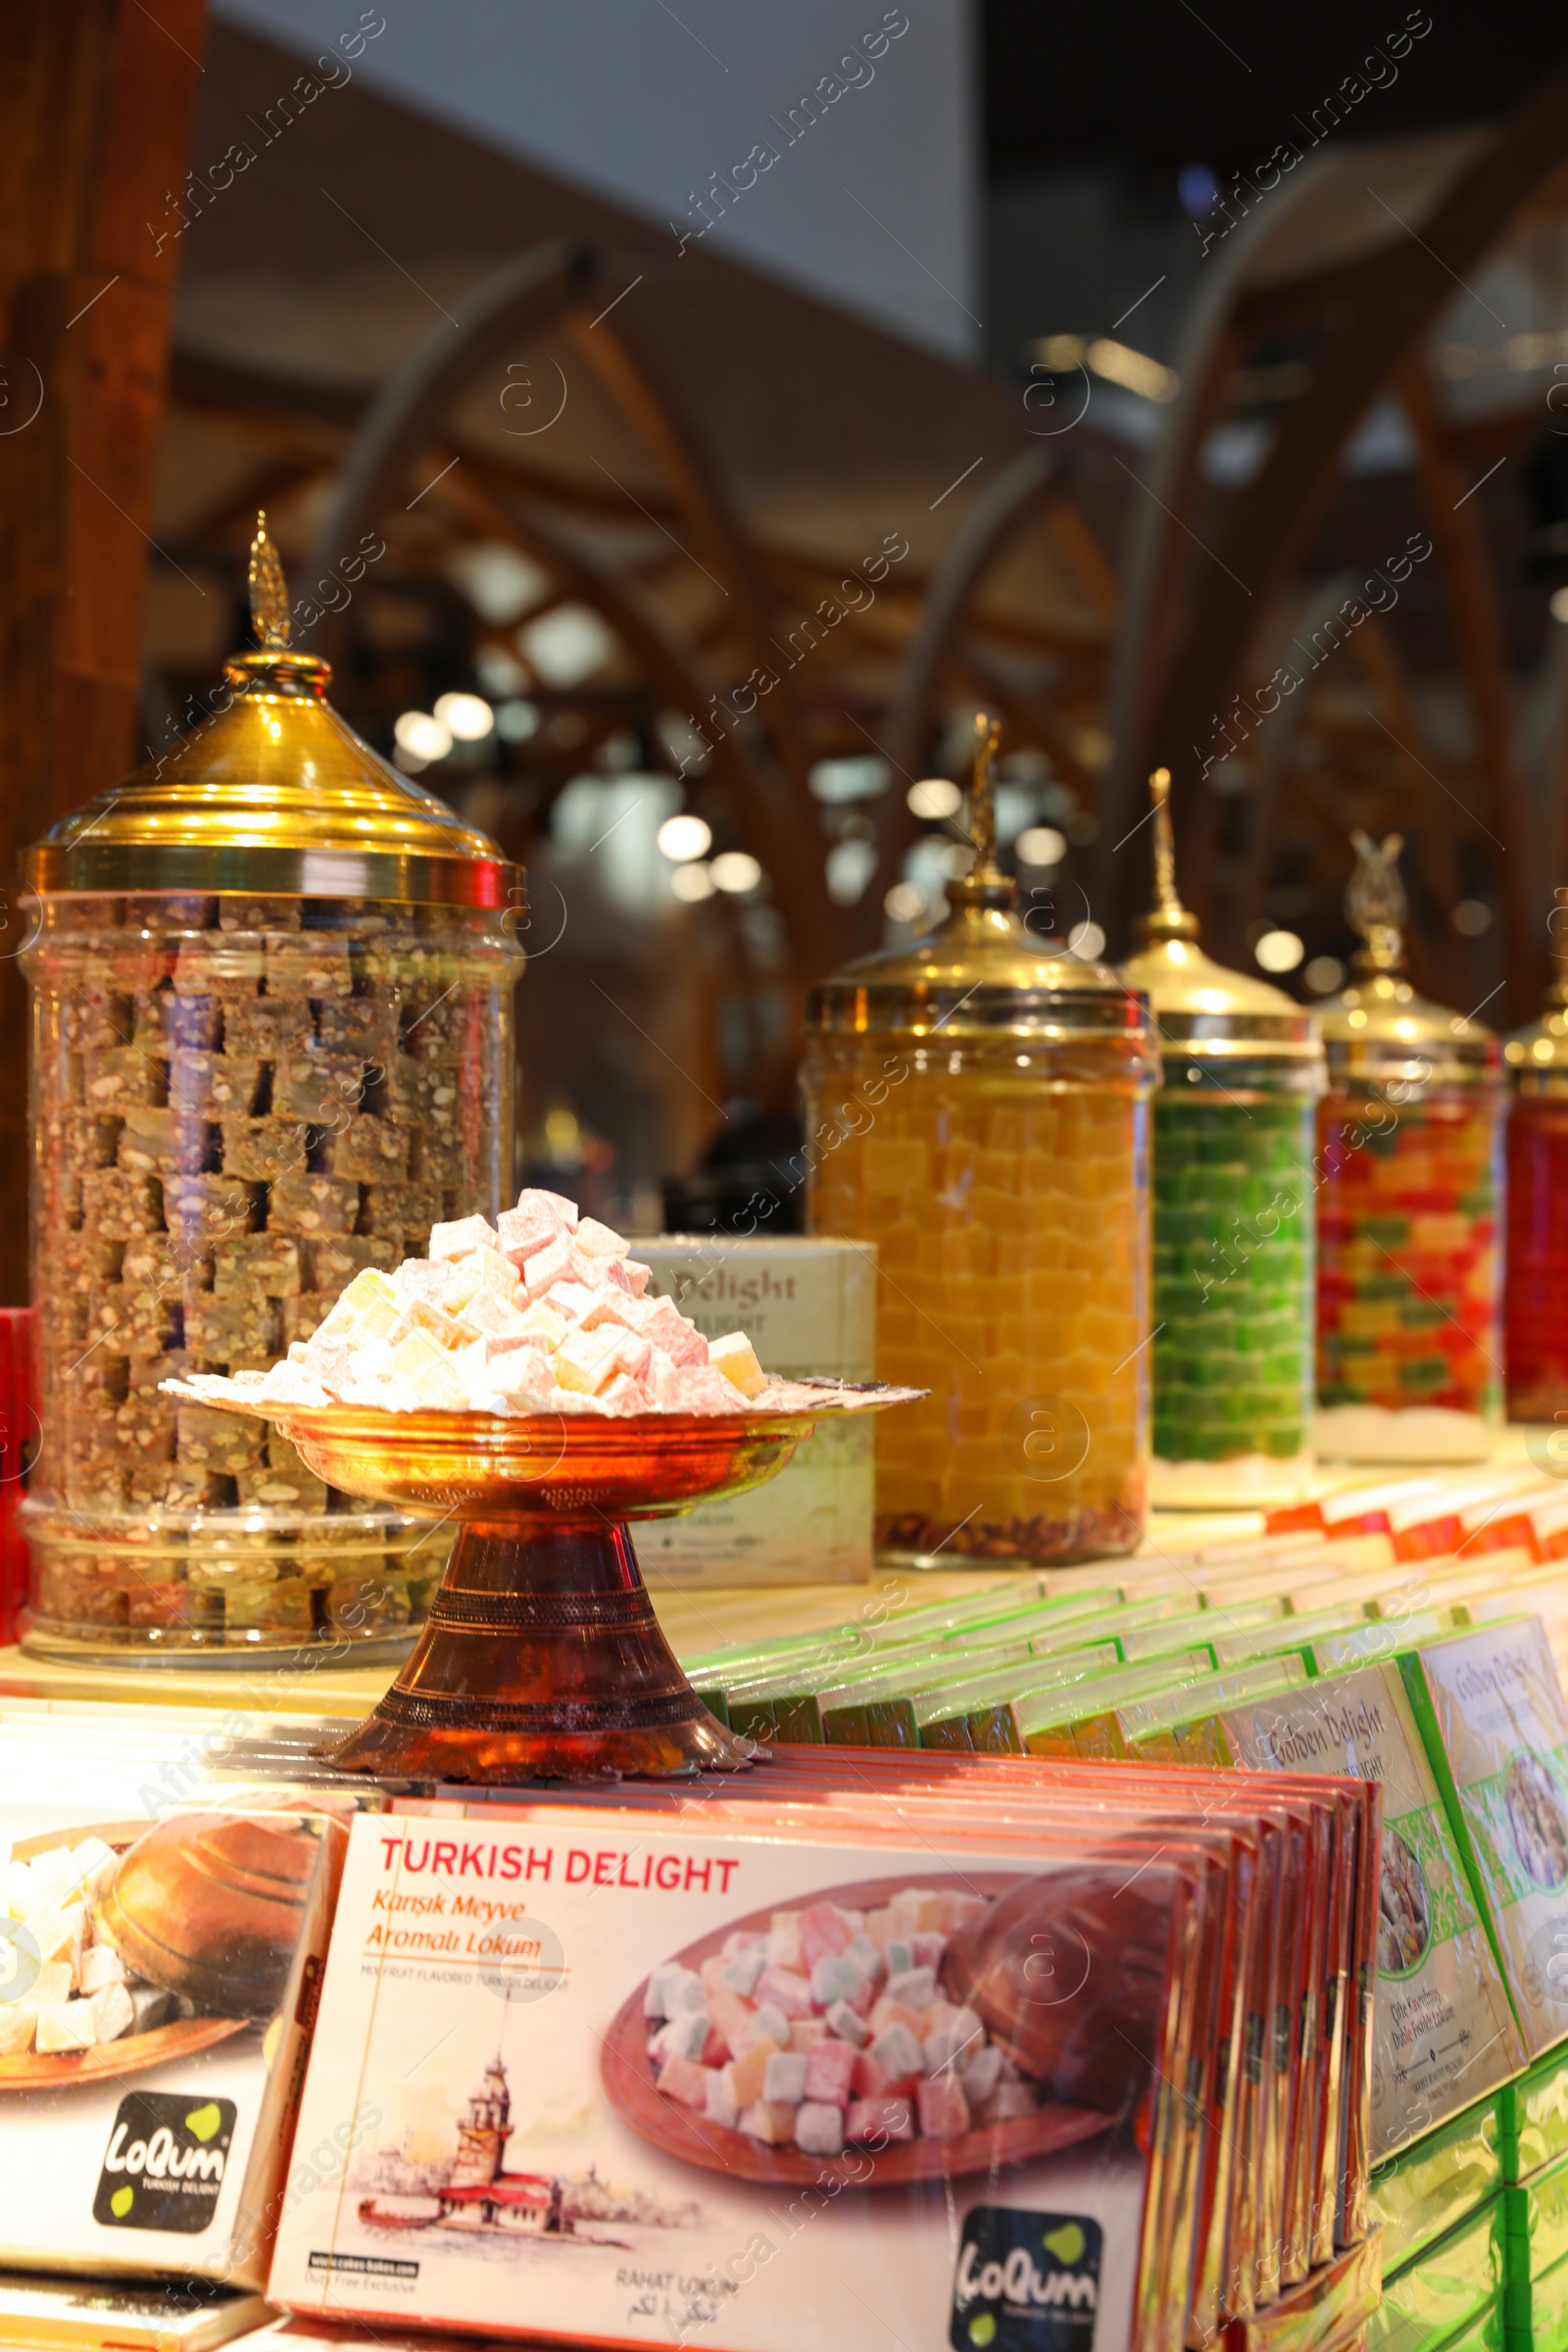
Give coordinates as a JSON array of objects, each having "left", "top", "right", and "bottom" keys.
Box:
[
  {"left": 805, "top": 710, "right": 1153, "bottom": 1045},
  {"left": 248, "top": 509, "right": 291, "bottom": 651},
  {"left": 1119, "top": 765, "right": 1317, "bottom": 1063},
  {"left": 1347, "top": 828, "right": 1406, "bottom": 973},
  {"left": 1318, "top": 827, "right": 1497, "bottom": 1084},
  {"left": 24, "top": 509, "right": 515, "bottom": 906},
  {"left": 1141, "top": 766, "right": 1200, "bottom": 945}
]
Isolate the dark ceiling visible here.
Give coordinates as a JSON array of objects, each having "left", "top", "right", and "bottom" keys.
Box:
[{"left": 981, "top": 0, "right": 1568, "bottom": 181}]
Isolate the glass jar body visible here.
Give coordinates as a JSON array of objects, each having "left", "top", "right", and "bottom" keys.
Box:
[
  {"left": 1315, "top": 1080, "right": 1502, "bottom": 1450},
  {"left": 1151, "top": 1068, "right": 1316, "bottom": 1499},
  {"left": 802, "top": 1030, "right": 1151, "bottom": 1563},
  {"left": 22, "top": 890, "right": 519, "bottom": 1656},
  {"left": 1505, "top": 1094, "right": 1568, "bottom": 1423}
]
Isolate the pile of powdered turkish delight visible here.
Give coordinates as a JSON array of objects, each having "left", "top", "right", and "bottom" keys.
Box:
[
  {"left": 646, "top": 1888, "right": 1040, "bottom": 2157},
  {"left": 166, "top": 1189, "right": 867, "bottom": 1420}
]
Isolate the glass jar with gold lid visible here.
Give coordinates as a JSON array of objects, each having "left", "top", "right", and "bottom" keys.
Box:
[
  {"left": 1315, "top": 832, "right": 1502, "bottom": 1461},
  {"left": 20, "top": 518, "right": 523, "bottom": 1658},
  {"left": 801, "top": 719, "right": 1157, "bottom": 1565},
  {"left": 1502, "top": 889, "right": 1568, "bottom": 1422},
  {"left": 1120, "top": 770, "right": 1324, "bottom": 1505}
]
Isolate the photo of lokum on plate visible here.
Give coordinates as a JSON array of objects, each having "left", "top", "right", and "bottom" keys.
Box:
[{"left": 605, "top": 1869, "right": 1165, "bottom": 2186}]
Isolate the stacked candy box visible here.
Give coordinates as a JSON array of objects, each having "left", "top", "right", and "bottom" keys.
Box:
[
  {"left": 1315, "top": 1097, "right": 1500, "bottom": 1424},
  {"left": 427, "top": 1743, "right": 1381, "bottom": 2336},
  {"left": 273, "top": 1748, "right": 1380, "bottom": 2352}
]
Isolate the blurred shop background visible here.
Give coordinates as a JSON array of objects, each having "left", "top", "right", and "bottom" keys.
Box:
[{"left": 6, "top": 0, "right": 1568, "bottom": 1267}]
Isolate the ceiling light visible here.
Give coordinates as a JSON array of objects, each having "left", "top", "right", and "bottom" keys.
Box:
[
  {"left": 907, "top": 777, "right": 962, "bottom": 820},
  {"left": 434, "top": 691, "right": 494, "bottom": 742},
  {"left": 1016, "top": 825, "right": 1067, "bottom": 867},
  {"left": 393, "top": 710, "right": 452, "bottom": 762},
  {"left": 711, "top": 851, "right": 762, "bottom": 894},
  {"left": 1068, "top": 920, "right": 1106, "bottom": 961},
  {"left": 1303, "top": 956, "right": 1345, "bottom": 996},
  {"left": 1254, "top": 928, "right": 1304, "bottom": 973},
  {"left": 669, "top": 862, "right": 714, "bottom": 903},
  {"left": 1086, "top": 338, "right": 1179, "bottom": 403},
  {"left": 657, "top": 813, "right": 712, "bottom": 862},
  {"left": 885, "top": 881, "right": 925, "bottom": 923}
]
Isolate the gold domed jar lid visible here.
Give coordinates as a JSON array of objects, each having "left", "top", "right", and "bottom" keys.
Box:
[
  {"left": 1318, "top": 831, "right": 1499, "bottom": 1088},
  {"left": 24, "top": 515, "right": 514, "bottom": 906},
  {"left": 1504, "top": 885, "right": 1568, "bottom": 1093},
  {"left": 806, "top": 716, "right": 1152, "bottom": 1048},
  {"left": 1118, "top": 767, "right": 1322, "bottom": 1072}
]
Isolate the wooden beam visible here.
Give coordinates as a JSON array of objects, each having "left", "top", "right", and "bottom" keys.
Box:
[
  {"left": 1105, "top": 69, "right": 1568, "bottom": 949},
  {"left": 1397, "top": 359, "right": 1539, "bottom": 1014},
  {"left": 0, "top": 0, "right": 207, "bottom": 1304}
]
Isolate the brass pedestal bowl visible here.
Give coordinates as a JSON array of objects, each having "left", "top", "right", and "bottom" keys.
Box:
[{"left": 225, "top": 1390, "right": 907, "bottom": 1784}]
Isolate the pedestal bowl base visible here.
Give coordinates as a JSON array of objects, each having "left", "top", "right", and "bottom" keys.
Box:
[{"left": 323, "top": 1517, "right": 760, "bottom": 1785}]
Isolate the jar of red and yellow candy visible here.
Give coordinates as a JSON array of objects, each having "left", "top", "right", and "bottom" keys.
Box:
[
  {"left": 1315, "top": 833, "right": 1503, "bottom": 1461},
  {"left": 1502, "top": 909, "right": 1568, "bottom": 1423},
  {"left": 801, "top": 723, "right": 1157, "bottom": 1564}
]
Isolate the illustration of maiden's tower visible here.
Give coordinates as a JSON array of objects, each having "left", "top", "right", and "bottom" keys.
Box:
[{"left": 449, "top": 2056, "right": 512, "bottom": 2187}]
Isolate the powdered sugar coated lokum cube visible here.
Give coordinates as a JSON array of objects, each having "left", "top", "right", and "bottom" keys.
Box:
[
  {"left": 761, "top": 2049, "right": 808, "bottom": 2102},
  {"left": 803, "top": 2036, "right": 858, "bottom": 2107},
  {"left": 709, "top": 1331, "right": 765, "bottom": 1398},
  {"left": 795, "top": 2099, "right": 846, "bottom": 2157},
  {"left": 917, "top": 2074, "right": 971, "bottom": 2139},
  {"left": 657, "top": 2053, "right": 711, "bottom": 2110},
  {"left": 824, "top": 2001, "right": 870, "bottom": 2046},
  {"left": 429, "top": 1214, "right": 501, "bottom": 1262},
  {"left": 738, "top": 2099, "right": 797, "bottom": 2145},
  {"left": 847, "top": 2095, "right": 912, "bottom": 2144}
]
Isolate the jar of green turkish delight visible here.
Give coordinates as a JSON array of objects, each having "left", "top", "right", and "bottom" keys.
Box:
[
  {"left": 19, "top": 517, "right": 522, "bottom": 1658},
  {"left": 1119, "top": 771, "right": 1324, "bottom": 1506}
]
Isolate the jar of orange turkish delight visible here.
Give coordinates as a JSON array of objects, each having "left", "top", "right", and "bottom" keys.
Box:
[
  {"left": 19, "top": 517, "right": 521, "bottom": 1657},
  {"left": 802, "top": 723, "right": 1157, "bottom": 1564}
]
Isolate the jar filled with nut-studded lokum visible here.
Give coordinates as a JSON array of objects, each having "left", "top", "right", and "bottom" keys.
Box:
[
  {"left": 802, "top": 719, "right": 1157, "bottom": 1565},
  {"left": 1120, "top": 769, "right": 1324, "bottom": 1506},
  {"left": 19, "top": 516, "right": 522, "bottom": 1657}
]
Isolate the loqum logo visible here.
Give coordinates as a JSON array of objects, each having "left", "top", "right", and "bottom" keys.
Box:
[
  {"left": 93, "top": 2092, "right": 236, "bottom": 2234},
  {"left": 951, "top": 2207, "right": 1102, "bottom": 2352}
]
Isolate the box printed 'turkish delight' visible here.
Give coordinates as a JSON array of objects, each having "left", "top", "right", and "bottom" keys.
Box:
[{"left": 268, "top": 1811, "right": 1195, "bottom": 2352}]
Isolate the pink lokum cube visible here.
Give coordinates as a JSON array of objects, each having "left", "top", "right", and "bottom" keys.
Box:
[
  {"left": 852, "top": 2050, "right": 918, "bottom": 2102},
  {"left": 520, "top": 1232, "right": 573, "bottom": 1300},
  {"left": 917, "top": 2074, "right": 972, "bottom": 2139},
  {"left": 846, "top": 2096, "right": 913, "bottom": 2145},
  {"left": 640, "top": 1296, "right": 708, "bottom": 1366},
  {"left": 803, "top": 2036, "right": 858, "bottom": 2108},
  {"left": 429, "top": 1214, "right": 500, "bottom": 1261},
  {"left": 757, "top": 1965, "right": 813, "bottom": 2022},
  {"left": 799, "top": 1902, "right": 855, "bottom": 1972},
  {"left": 658, "top": 2053, "right": 712, "bottom": 2110}
]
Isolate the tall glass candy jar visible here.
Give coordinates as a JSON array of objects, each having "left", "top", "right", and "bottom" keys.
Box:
[
  {"left": 1315, "top": 832, "right": 1502, "bottom": 1462},
  {"left": 20, "top": 517, "right": 522, "bottom": 1659},
  {"left": 1502, "top": 914, "right": 1568, "bottom": 1423},
  {"left": 801, "top": 720, "right": 1157, "bottom": 1565},
  {"left": 1120, "top": 769, "right": 1324, "bottom": 1505}
]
